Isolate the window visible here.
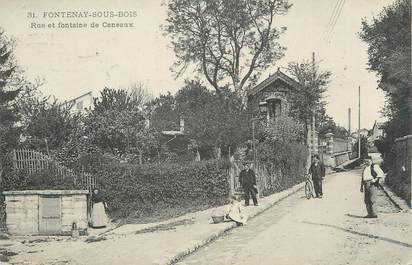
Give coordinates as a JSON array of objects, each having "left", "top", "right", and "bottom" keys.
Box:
[
  {"left": 268, "top": 99, "right": 281, "bottom": 119},
  {"left": 76, "top": 100, "right": 83, "bottom": 110}
]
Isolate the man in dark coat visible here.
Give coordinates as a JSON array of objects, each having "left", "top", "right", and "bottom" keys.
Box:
[
  {"left": 309, "top": 154, "right": 325, "bottom": 198},
  {"left": 239, "top": 162, "right": 258, "bottom": 206}
]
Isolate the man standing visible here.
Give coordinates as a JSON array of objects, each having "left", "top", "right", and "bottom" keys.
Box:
[
  {"left": 360, "top": 158, "right": 384, "bottom": 218},
  {"left": 309, "top": 154, "right": 325, "bottom": 198},
  {"left": 239, "top": 162, "right": 258, "bottom": 206}
]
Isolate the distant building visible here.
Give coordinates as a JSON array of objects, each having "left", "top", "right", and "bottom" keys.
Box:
[
  {"left": 351, "top": 128, "right": 369, "bottom": 139},
  {"left": 161, "top": 117, "right": 189, "bottom": 155},
  {"left": 62, "top": 91, "right": 93, "bottom": 114},
  {"left": 371, "top": 120, "right": 385, "bottom": 141}
]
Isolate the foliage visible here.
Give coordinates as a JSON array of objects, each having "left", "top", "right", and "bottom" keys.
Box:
[
  {"left": 95, "top": 159, "right": 230, "bottom": 219},
  {"left": 286, "top": 59, "right": 331, "bottom": 127},
  {"left": 148, "top": 92, "right": 179, "bottom": 132},
  {"left": 176, "top": 81, "right": 249, "bottom": 156},
  {"left": 164, "top": 0, "right": 291, "bottom": 95},
  {"left": 257, "top": 115, "right": 305, "bottom": 143},
  {"left": 150, "top": 80, "right": 249, "bottom": 159},
  {"left": 19, "top": 98, "right": 81, "bottom": 152},
  {"left": 1, "top": 169, "right": 78, "bottom": 191},
  {"left": 0, "top": 29, "right": 21, "bottom": 175},
  {"left": 256, "top": 116, "right": 308, "bottom": 194},
  {"left": 353, "top": 136, "right": 369, "bottom": 159},
  {"left": 92, "top": 86, "right": 151, "bottom": 114},
  {"left": 318, "top": 114, "right": 348, "bottom": 138},
  {"left": 359, "top": 0, "right": 411, "bottom": 163},
  {"left": 85, "top": 88, "right": 159, "bottom": 163}
]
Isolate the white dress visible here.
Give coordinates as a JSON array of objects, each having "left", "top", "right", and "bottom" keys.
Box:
[
  {"left": 91, "top": 202, "right": 108, "bottom": 228},
  {"left": 226, "top": 201, "right": 247, "bottom": 225}
]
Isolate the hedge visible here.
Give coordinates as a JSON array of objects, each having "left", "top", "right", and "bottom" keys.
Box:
[
  {"left": 95, "top": 159, "right": 231, "bottom": 219},
  {"left": 258, "top": 142, "right": 308, "bottom": 196}
]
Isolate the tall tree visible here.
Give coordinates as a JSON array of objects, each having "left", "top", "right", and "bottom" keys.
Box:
[
  {"left": 150, "top": 80, "right": 249, "bottom": 159},
  {"left": 359, "top": 0, "right": 411, "bottom": 149},
  {"left": 164, "top": 0, "right": 291, "bottom": 96},
  {"left": 174, "top": 81, "right": 248, "bottom": 158},
  {"left": 85, "top": 87, "right": 158, "bottom": 163},
  {"left": 21, "top": 98, "right": 80, "bottom": 152},
  {"left": 286, "top": 59, "right": 331, "bottom": 128},
  {"left": 0, "top": 30, "right": 21, "bottom": 181}
]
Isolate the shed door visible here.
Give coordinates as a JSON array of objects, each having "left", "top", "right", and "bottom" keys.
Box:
[{"left": 39, "top": 196, "right": 62, "bottom": 233}]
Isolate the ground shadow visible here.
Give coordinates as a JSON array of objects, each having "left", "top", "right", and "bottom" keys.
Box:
[
  {"left": 345, "top": 213, "right": 365, "bottom": 219},
  {"left": 302, "top": 221, "right": 412, "bottom": 248}
]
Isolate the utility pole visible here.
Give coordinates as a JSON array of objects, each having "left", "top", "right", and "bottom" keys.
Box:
[
  {"left": 358, "top": 86, "right": 361, "bottom": 159},
  {"left": 312, "top": 52, "right": 316, "bottom": 155}
]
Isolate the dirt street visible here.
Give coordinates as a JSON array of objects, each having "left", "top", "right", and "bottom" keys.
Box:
[
  {"left": 176, "top": 169, "right": 412, "bottom": 265},
  {"left": 1, "top": 167, "right": 411, "bottom": 265}
]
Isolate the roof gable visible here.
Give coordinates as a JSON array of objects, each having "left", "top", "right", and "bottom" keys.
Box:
[{"left": 247, "top": 69, "right": 303, "bottom": 97}]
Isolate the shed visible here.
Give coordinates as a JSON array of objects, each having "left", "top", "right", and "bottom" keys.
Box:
[{"left": 2, "top": 190, "right": 89, "bottom": 235}]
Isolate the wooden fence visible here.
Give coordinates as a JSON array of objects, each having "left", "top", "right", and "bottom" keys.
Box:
[{"left": 11, "top": 149, "right": 98, "bottom": 191}]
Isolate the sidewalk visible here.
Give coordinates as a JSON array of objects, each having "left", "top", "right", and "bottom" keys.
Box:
[
  {"left": 2, "top": 181, "right": 306, "bottom": 265},
  {"left": 3, "top": 168, "right": 407, "bottom": 265}
]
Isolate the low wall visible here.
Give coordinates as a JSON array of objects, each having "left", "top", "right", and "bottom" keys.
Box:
[
  {"left": 334, "top": 151, "right": 351, "bottom": 166},
  {"left": 321, "top": 151, "right": 351, "bottom": 168},
  {"left": 386, "top": 135, "right": 412, "bottom": 207}
]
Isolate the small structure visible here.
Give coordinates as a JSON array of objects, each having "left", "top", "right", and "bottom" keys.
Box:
[
  {"left": 61, "top": 91, "right": 93, "bottom": 114},
  {"left": 2, "top": 190, "right": 89, "bottom": 235}
]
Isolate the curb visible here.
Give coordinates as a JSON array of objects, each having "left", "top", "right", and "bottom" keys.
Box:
[
  {"left": 380, "top": 184, "right": 410, "bottom": 212},
  {"left": 165, "top": 182, "right": 306, "bottom": 265}
]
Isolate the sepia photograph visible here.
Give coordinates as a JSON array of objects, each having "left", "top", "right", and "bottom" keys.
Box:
[{"left": 0, "top": 0, "right": 411, "bottom": 264}]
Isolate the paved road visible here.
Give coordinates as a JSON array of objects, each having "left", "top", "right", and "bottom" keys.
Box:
[{"left": 176, "top": 169, "right": 412, "bottom": 265}]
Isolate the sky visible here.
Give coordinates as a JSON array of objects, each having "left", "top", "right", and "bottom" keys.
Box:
[{"left": 0, "top": 0, "right": 393, "bottom": 130}]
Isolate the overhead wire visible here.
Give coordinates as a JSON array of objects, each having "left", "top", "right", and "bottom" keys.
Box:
[{"left": 325, "top": 0, "right": 345, "bottom": 42}]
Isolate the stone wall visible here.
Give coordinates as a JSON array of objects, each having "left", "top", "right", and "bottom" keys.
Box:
[
  {"left": 319, "top": 133, "right": 352, "bottom": 168},
  {"left": 61, "top": 194, "right": 88, "bottom": 232},
  {"left": 5, "top": 194, "right": 39, "bottom": 235}
]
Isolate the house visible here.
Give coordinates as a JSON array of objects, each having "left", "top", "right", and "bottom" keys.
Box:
[
  {"left": 161, "top": 117, "right": 189, "bottom": 156},
  {"left": 62, "top": 91, "right": 93, "bottom": 114},
  {"left": 351, "top": 128, "right": 369, "bottom": 139},
  {"left": 247, "top": 68, "right": 302, "bottom": 122},
  {"left": 247, "top": 68, "right": 353, "bottom": 167},
  {"left": 247, "top": 69, "right": 318, "bottom": 153},
  {"left": 371, "top": 120, "right": 385, "bottom": 141}
]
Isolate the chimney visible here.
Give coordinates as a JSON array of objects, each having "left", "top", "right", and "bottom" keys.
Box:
[
  {"left": 180, "top": 117, "right": 184, "bottom": 132},
  {"left": 348, "top": 108, "right": 351, "bottom": 133}
]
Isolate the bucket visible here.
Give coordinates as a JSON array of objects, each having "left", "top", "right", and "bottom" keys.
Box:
[{"left": 212, "top": 215, "right": 224, "bottom": 223}]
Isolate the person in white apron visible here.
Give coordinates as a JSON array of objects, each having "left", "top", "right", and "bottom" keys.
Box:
[{"left": 90, "top": 189, "right": 109, "bottom": 228}]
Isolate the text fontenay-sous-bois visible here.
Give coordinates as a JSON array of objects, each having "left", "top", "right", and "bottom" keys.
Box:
[{"left": 27, "top": 11, "right": 138, "bottom": 29}]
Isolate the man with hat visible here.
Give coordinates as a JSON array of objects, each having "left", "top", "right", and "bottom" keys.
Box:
[
  {"left": 239, "top": 161, "right": 258, "bottom": 206},
  {"left": 308, "top": 154, "right": 325, "bottom": 198},
  {"left": 360, "top": 158, "right": 384, "bottom": 218}
]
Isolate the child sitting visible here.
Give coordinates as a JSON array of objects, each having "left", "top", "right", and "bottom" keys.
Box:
[{"left": 225, "top": 195, "right": 247, "bottom": 226}]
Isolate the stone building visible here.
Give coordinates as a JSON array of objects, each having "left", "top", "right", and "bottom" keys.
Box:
[
  {"left": 247, "top": 68, "right": 302, "bottom": 122},
  {"left": 2, "top": 190, "right": 89, "bottom": 235},
  {"left": 247, "top": 69, "right": 318, "bottom": 155}
]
